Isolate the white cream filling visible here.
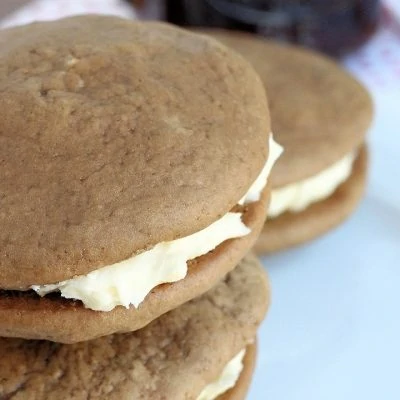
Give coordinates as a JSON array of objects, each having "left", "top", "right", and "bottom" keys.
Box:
[
  {"left": 32, "top": 213, "right": 250, "bottom": 311},
  {"left": 32, "top": 135, "right": 282, "bottom": 312},
  {"left": 268, "top": 151, "right": 357, "bottom": 218},
  {"left": 240, "top": 135, "right": 283, "bottom": 205},
  {"left": 197, "top": 349, "right": 246, "bottom": 400}
]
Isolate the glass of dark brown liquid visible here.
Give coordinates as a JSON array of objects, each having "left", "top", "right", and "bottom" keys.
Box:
[{"left": 165, "top": 0, "right": 381, "bottom": 56}]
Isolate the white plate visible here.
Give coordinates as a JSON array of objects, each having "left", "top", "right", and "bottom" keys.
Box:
[{"left": 249, "top": 87, "right": 400, "bottom": 399}]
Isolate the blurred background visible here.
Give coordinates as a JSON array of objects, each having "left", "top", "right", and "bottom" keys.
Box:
[
  {"left": 0, "top": 1, "right": 398, "bottom": 399},
  {"left": 162, "top": 0, "right": 380, "bottom": 56}
]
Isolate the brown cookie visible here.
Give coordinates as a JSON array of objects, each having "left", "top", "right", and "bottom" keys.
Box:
[
  {"left": 0, "top": 254, "right": 268, "bottom": 400},
  {"left": 0, "top": 17, "right": 270, "bottom": 288},
  {"left": 198, "top": 30, "right": 372, "bottom": 186},
  {"left": 198, "top": 30, "right": 372, "bottom": 252},
  {"left": 0, "top": 17, "right": 274, "bottom": 339}
]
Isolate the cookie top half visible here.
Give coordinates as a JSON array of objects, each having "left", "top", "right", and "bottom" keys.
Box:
[
  {"left": 0, "top": 16, "right": 270, "bottom": 286},
  {"left": 203, "top": 30, "right": 373, "bottom": 187}
]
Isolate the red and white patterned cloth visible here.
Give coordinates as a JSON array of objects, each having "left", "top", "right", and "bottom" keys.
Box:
[{"left": 344, "top": 2, "right": 400, "bottom": 92}]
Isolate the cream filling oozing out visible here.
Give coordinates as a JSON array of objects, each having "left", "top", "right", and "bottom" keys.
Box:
[
  {"left": 197, "top": 349, "right": 246, "bottom": 400},
  {"left": 268, "top": 150, "right": 357, "bottom": 218},
  {"left": 32, "top": 136, "right": 283, "bottom": 312}
]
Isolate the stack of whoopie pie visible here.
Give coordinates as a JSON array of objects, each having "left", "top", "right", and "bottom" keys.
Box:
[
  {"left": 201, "top": 31, "right": 373, "bottom": 253},
  {"left": 0, "top": 16, "right": 282, "bottom": 399}
]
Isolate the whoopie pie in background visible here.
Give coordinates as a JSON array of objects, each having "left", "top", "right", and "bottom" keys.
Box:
[{"left": 201, "top": 30, "right": 372, "bottom": 253}]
